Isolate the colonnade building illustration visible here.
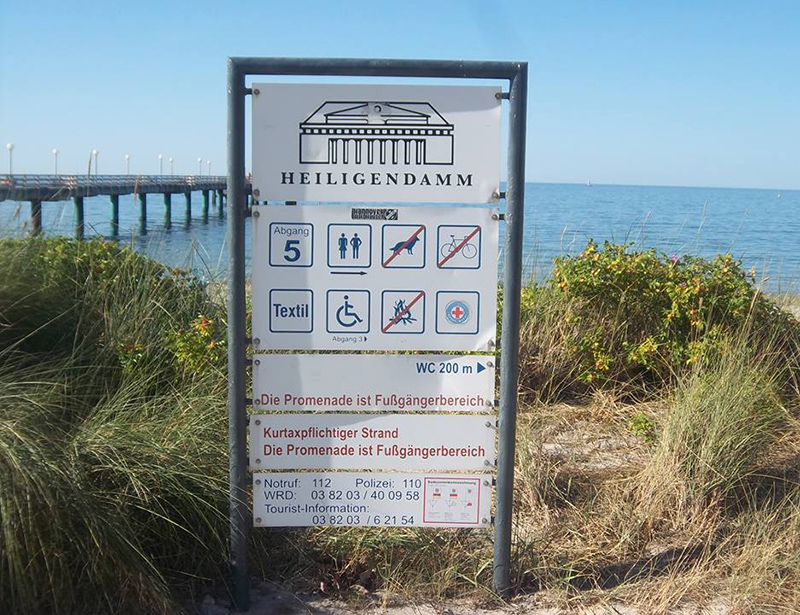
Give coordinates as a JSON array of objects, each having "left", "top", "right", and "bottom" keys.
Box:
[{"left": 299, "top": 101, "right": 455, "bottom": 166}]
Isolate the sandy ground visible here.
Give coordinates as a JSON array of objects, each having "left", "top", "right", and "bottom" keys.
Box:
[{"left": 195, "top": 583, "right": 733, "bottom": 615}]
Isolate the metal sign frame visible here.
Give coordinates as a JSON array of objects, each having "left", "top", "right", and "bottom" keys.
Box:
[{"left": 227, "top": 57, "right": 527, "bottom": 610}]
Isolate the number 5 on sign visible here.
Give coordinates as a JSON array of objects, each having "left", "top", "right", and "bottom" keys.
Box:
[
  {"left": 284, "top": 240, "right": 301, "bottom": 262},
  {"left": 269, "top": 222, "right": 314, "bottom": 267}
]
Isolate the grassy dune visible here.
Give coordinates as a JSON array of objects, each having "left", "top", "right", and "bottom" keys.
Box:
[{"left": 1, "top": 237, "right": 799, "bottom": 614}]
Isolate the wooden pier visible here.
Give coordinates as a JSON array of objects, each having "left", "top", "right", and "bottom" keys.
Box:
[{"left": 0, "top": 175, "right": 247, "bottom": 237}]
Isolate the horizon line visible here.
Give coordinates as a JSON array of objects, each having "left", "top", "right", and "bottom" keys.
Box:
[{"left": 525, "top": 180, "right": 799, "bottom": 192}]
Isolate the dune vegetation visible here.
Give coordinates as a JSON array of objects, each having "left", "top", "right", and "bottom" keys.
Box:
[{"left": 1, "top": 237, "right": 799, "bottom": 614}]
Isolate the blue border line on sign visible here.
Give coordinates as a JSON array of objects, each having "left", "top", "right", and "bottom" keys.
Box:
[
  {"left": 381, "top": 289, "right": 426, "bottom": 334},
  {"left": 435, "top": 290, "right": 480, "bottom": 335},
  {"left": 325, "top": 289, "right": 371, "bottom": 334},
  {"left": 381, "top": 224, "right": 426, "bottom": 269},
  {"left": 326, "top": 223, "right": 373, "bottom": 269},
  {"left": 268, "top": 288, "right": 314, "bottom": 333},
  {"left": 437, "top": 224, "right": 482, "bottom": 269},
  {"left": 269, "top": 222, "right": 314, "bottom": 268}
]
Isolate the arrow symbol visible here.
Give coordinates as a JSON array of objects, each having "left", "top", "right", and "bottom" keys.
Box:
[
  {"left": 331, "top": 270, "right": 367, "bottom": 276},
  {"left": 476, "top": 363, "right": 486, "bottom": 374}
]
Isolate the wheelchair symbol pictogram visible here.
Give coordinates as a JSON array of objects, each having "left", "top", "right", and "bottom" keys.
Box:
[
  {"left": 326, "top": 290, "right": 370, "bottom": 334},
  {"left": 336, "top": 295, "right": 364, "bottom": 328}
]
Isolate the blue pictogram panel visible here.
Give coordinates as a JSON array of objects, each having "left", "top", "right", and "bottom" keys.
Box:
[
  {"left": 269, "top": 223, "right": 314, "bottom": 267},
  {"left": 435, "top": 291, "right": 480, "bottom": 335},
  {"left": 327, "top": 224, "right": 372, "bottom": 268},
  {"left": 382, "top": 224, "right": 426, "bottom": 269},
  {"left": 326, "top": 290, "right": 370, "bottom": 334},
  {"left": 381, "top": 290, "right": 426, "bottom": 334},
  {"left": 437, "top": 225, "right": 481, "bottom": 269},
  {"left": 269, "top": 289, "right": 314, "bottom": 333}
]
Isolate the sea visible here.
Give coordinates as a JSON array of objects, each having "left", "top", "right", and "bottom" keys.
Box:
[{"left": 1, "top": 183, "right": 798, "bottom": 292}]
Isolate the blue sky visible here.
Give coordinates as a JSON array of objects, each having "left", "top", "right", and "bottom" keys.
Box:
[{"left": 1, "top": 0, "right": 798, "bottom": 189}]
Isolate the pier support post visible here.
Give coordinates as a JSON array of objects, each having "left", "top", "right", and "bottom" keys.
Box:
[
  {"left": 212, "top": 189, "right": 217, "bottom": 209},
  {"left": 138, "top": 193, "right": 147, "bottom": 235},
  {"left": 202, "top": 190, "right": 210, "bottom": 221},
  {"left": 110, "top": 195, "right": 119, "bottom": 236},
  {"left": 217, "top": 189, "right": 224, "bottom": 217},
  {"left": 73, "top": 196, "right": 84, "bottom": 239},
  {"left": 164, "top": 193, "right": 172, "bottom": 229},
  {"left": 30, "top": 200, "right": 42, "bottom": 235},
  {"left": 185, "top": 191, "right": 192, "bottom": 225}
]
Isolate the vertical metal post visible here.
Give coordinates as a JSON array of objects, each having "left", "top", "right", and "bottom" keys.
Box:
[
  {"left": 30, "top": 200, "right": 42, "bottom": 235},
  {"left": 164, "top": 193, "right": 172, "bottom": 229},
  {"left": 203, "top": 189, "right": 210, "bottom": 221},
  {"left": 110, "top": 194, "right": 119, "bottom": 237},
  {"left": 227, "top": 59, "right": 250, "bottom": 612},
  {"left": 73, "top": 196, "right": 84, "bottom": 239},
  {"left": 185, "top": 191, "right": 192, "bottom": 224},
  {"left": 138, "top": 193, "right": 147, "bottom": 235},
  {"left": 493, "top": 63, "right": 528, "bottom": 596}
]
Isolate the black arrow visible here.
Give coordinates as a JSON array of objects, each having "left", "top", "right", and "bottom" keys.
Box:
[{"left": 330, "top": 270, "right": 367, "bottom": 276}]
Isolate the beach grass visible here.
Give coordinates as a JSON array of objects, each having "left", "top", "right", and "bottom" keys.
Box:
[
  {"left": 1, "top": 236, "right": 799, "bottom": 614},
  {"left": 0, "top": 237, "right": 231, "bottom": 614}
]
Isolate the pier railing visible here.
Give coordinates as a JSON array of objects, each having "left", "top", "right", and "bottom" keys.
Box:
[
  {"left": 0, "top": 174, "right": 247, "bottom": 237},
  {"left": 0, "top": 174, "right": 229, "bottom": 202}
]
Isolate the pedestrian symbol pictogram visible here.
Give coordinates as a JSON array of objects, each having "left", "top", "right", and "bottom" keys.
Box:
[
  {"left": 328, "top": 224, "right": 372, "bottom": 268},
  {"left": 382, "top": 225, "right": 426, "bottom": 269},
  {"left": 381, "top": 290, "right": 425, "bottom": 334},
  {"left": 437, "top": 225, "right": 481, "bottom": 269},
  {"left": 436, "top": 291, "right": 479, "bottom": 335},
  {"left": 326, "top": 290, "right": 370, "bottom": 333}
]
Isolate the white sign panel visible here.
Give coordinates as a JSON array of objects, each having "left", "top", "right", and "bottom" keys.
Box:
[
  {"left": 250, "top": 414, "right": 495, "bottom": 471},
  {"left": 252, "top": 204, "right": 498, "bottom": 351},
  {"left": 252, "top": 83, "right": 501, "bottom": 203},
  {"left": 253, "top": 473, "right": 492, "bottom": 528},
  {"left": 253, "top": 354, "right": 495, "bottom": 413}
]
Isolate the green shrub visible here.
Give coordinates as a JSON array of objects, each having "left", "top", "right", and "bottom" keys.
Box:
[
  {"left": 551, "top": 240, "right": 799, "bottom": 389},
  {"left": 167, "top": 313, "right": 227, "bottom": 375},
  {"left": 627, "top": 411, "right": 658, "bottom": 445}
]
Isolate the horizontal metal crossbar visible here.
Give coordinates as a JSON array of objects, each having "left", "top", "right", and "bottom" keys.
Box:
[{"left": 230, "top": 56, "right": 525, "bottom": 80}]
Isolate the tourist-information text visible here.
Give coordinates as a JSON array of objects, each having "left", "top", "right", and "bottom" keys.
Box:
[{"left": 253, "top": 473, "right": 492, "bottom": 528}]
